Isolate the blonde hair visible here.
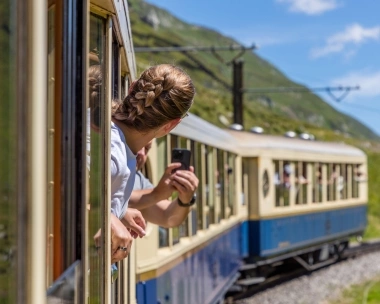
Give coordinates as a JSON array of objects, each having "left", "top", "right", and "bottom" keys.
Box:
[{"left": 112, "top": 64, "right": 195, "bottom": 132}]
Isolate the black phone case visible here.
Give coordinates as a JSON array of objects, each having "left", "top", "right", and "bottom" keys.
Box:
[{"left": 171, "top": 148, "right": 191, "bottom": 172}]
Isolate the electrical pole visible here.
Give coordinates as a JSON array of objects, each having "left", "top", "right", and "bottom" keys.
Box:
[
  {"left": 134, "top": 44, "right": 257, "bottom": 126},
  {"left": 233, "top": 59, "right": 244, "bottom": 125}
]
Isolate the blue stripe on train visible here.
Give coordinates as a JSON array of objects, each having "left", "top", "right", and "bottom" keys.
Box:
[
  {"left": 249, "top": 205, "right": 367, "bottom": 257},
  {"left": 136, "top": 223, "right": 248, "bottom": 304}
]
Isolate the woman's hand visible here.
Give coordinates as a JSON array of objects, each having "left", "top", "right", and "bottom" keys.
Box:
[
  {"left": 94, "top": 213, "right": 134, "bottom": 263},
  {"left": 172, "top": 166, "right": 199, "bottom": 204},
  {"left": 121, "top": 208, "right": 146, "bottom": 238}
]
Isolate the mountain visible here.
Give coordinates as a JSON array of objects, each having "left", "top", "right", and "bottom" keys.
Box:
[{"left": 127, "top": 0, "right": 379, "bottom": 140}]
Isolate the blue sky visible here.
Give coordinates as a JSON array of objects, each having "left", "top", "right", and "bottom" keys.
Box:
[{"left": 146, "top": 0, "right": 380, "bottom": 136}]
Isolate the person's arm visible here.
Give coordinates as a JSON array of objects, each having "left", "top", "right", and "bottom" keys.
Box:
[
  {"left": 141, "top": 166, "right": 199, "bottom": 227},
  {"left": 141, "top": 198, "right": 191, "bottom": 228},
  {"left": 128, "top": 163, "right": 181, "bottom": 210}
]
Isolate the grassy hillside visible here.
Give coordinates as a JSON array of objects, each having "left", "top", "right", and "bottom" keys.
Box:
[
  {"left": 128, "top": 0, "right": 379, "bottom": 140},
  {"left": 128, "top": 0, "right": 380, "bottom": 238}
]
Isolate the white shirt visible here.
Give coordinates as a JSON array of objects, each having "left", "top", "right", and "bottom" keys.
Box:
[{"left": 110, "top": 122, "right": 136, "bottom": 218}]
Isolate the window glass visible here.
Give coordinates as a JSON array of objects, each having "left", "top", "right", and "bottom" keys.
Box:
[
  {"left": 205, "top": 146, "right": 215, "bottom": 226},
  {"left": 195, "top": 143, "right": 204, "bottom": 231},
  {"left": 227, "top": 153, "right": 236, "bottom": 215},
  {"left": 87, "top": 13, "right": 106, "bottom": 301},
  {"left": 216, "top": 149, "right": 225, "bottom": 220},
  {"left": 352, "top": 164, "right": 361, "bottom": 198},
  {"left": 156, "top": 137, "right": 169, "bottom": 248},
  {"left": 295, "top": 162, "right": 308, "bottom": 204},
  {"left": 274, "top": 160, "right": 290, "bottom": 207},
  {"left": 0, "top": 1, "right": 17, "bottom": 302},
  {"left": 112, "top": 31, "right": 119, "bottom": 99},
  {"left": 190, "top": 140, "right": 197, "bottom": 236},
  {"left": 313, "top": 163, "right": 322, "bottom": 203},
  {"left": 177, "top": 137, "right": 189, "bottom": 238}
]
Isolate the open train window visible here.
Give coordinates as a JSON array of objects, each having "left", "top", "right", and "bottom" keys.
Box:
[
  {"left": 312, "top": 163, "right": 323, "bottom": 203},
  {"left": 227, "top": 152, "right": 236, "bottom": 216},
  {"left": 156, "top": 137, "right": 169, "bottom": 248},
  {"left": 87, "top": 12, "right": 107, "bottom": 301},
  {"left": 195, "top": 143, "right": 205, "bottom": 230},
  {"left": 178, "top": 137, "right": 190, "bottom": 238},
  {"left": 352, "top": 164, "right": 364, "bottom": 198},
  {"left": 274, "top": 160, "right": 290, "bottom": 207},
  {"left": 216, "top": 149, "right": 225, "bottom": 220},
  {"left": 190, "top": 140, "right": 197, "bottom": 236},
  {"left": 295, "top": 162, "right": 308, "bottom": 205}
]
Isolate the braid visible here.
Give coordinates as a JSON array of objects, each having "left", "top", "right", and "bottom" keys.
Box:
[{"left": 112, "top": 64, "right": 195, "bottom": 132}]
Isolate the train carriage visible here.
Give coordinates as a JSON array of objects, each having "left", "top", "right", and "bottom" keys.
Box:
[
  {"left": 133, "top": 115, "right": 368, "bottom": 303},
  {"left": 227, "top": 130, "right": 367, "bottom": 262},
  {"left": 134, "top": 114, "right": 248, "bottom": 304}
]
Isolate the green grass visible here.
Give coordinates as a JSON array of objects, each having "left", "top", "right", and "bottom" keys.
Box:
[
  {"left": 363, "top": 151, "right": 380, "bottom": 239},
  {"left": 329, "top": 276, "right": 380, "bottom": 304}
]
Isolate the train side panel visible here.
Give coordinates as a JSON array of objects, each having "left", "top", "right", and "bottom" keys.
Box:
[
  {"left": 136, "top": 224, "right": 244, "bottom": 304},
  {"left": 249, "top": 205, "right": 367, "bottom": 257}
]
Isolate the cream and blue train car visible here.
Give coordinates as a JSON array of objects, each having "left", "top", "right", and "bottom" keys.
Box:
[
  {"left": 228, "top": 130, "right": 367, "bottom": 264},
  {"left": 134, "top": 114, "right": 249, "bottom": 304}
]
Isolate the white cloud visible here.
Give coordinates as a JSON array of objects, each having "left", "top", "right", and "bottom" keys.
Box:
[
  {"left": 331, "top": 71, "right": 380, "bottom": 100},
  {"left": 311, "top": 23, "right": 380, "bottom": 58},
  {"left": 277, "top": 0, "right": 339, "bottom": 15}
]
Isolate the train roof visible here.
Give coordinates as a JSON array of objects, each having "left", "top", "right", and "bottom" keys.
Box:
[
  {"left": 225, "top": 129, "right": 366, "bottom": 158},
  {"left": 171, "top": 114, "right": 366, "bottom": 159},
  {"left": 171, "top": 114, "right": 240, "bottom": 152}
]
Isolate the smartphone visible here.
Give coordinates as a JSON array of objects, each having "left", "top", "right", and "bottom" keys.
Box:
[{"left": 171, "top": 148, "right": 191, "bottom": 173}]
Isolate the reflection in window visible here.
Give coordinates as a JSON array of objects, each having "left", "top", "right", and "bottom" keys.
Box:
[
  {"left": 0, "top": 1, "right": 17, "bottom": 302},
  {"left": 87, "top": 13, "right": 106, "bottom": 302}
]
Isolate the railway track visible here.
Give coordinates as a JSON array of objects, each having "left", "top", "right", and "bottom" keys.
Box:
[{"left": 225, "top": 239, "right": 380, "bottom": 303}]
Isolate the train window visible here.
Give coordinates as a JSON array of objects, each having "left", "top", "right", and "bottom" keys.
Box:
[
  {"left": 206, "top": 146, "right": 216, "bottom": 225},
  {"left": 87, "top": 12, "right": 106, "bottom": 301},
  {"left": 242, "top": 159, "right": 249, "bottom": 207},
  {"left": 274, "top": 161, "right": 291, "bottom": 207},
  {"left": 0, "top": 1, "right": 18, "bottom": 301},
  {"left": 112, "top": 30, "right": 120, "bottom": 99},
  {"left": 190, "top": 140, "right": 197, "bottom": 236},
  {"left": 295, "top": 162, "right": 308, "bottom": 205},
  {"left": 121, "top": 75, "right": 126, "bottom": 99},
  {"left": 274, "top": 161, "right": 281, "bottom": 206},
  {"left": 216, "top": 149, "right": 225, "bottom": 220},
  {"left": 227, "top": 153, "right": 236, "bottom": 216},
  {"left": 312, "top": 163, "right": 322, "bottom": 203},
  {"left": 263, "top": 170, "right": 270, "bottom": 198},
  {"left": 347, "top": 164, "right": 353, "bottom": 199},
  {"left": 169, "top": 135, "right": 180, "bottom": 245},
  {"left": 157, "top": 137, "right": 169, "bottom": 248},
  {"left": 352, "top": 164, "right": 363, "bottom": 198},
  {"left": 178, "top": 137, "right": 189, "bottom": 238},
  {"left": 195, "top": 143, "right": 205, "bottom": 230},
  {"left": 327, "top": 164, "right": 336, "bottom": 201},
  {"left": 339, "top": 164, "right": 347, "bottom": 199}
]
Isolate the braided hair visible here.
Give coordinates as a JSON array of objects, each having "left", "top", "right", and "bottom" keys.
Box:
[{"left": 112, "top": 64, "right": 195, "bottom": 132}]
